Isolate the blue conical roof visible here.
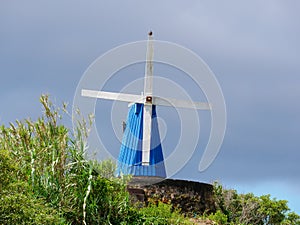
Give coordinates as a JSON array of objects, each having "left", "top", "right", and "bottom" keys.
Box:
[{"left": 117, "top": 103, "right": 166, "bottom": 177}]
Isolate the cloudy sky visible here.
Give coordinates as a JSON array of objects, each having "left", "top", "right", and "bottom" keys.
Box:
[{"left": 1, "top": 1, "right": 299, "bottom": 213}]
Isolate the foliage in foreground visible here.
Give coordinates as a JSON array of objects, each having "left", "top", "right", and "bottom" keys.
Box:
[
  {"left": 0, "top": 95, "right": 299, "bottom": 224},
  {"left": 210, "top": 182, "right": 300, "bottom": 225},
  {"left": 0, "top": 95, "right": 135, "bottom": 224},
  {"left": 0, "top": 149, "right": 65, "bottom": 224},
  {"left": 137, "top": 202, "right": 191, "bottom": 225},
  {"left": 0, "top": 95, "right": 192, "bottom": 224}
]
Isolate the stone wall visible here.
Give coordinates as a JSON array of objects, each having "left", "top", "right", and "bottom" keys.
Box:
[{"left": 128, "top": 178, "right": 216, "bottom": 215}]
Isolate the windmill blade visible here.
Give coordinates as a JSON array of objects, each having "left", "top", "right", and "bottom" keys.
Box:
[
  {"left": 153, "top": 96, "right": 211, "bottom": 110},
  {"left": 82, "top": 89, "right": 144, "bottom": 103},
  {"left": 141, "top": 32, "right": 154, "bottom": 166},
  {"left": 144, "top": 32, "right": 154, "bottom": 96},
  {"left": 142, "top": 104, "right": 152, "bottom": 166}
]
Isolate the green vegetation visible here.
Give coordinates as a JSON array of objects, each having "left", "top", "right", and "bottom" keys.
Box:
[
  {"left": 208, "top": 182, "right": 300, "bottom": 225},
  {"left": 0, "top": 95, "right": 299, "bottom": 224},
  {"left": 137, "top": 202, "right": 190, "bottom": 225},
  {"left": 0, "top": 95, "right": 191, "bottom": 224}
]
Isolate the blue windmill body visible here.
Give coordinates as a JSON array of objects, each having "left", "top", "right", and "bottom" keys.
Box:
[
  {"left": 117, "top": 103, "right": 166, "bottom": 177},
  {"left": 81, "top": 32, "right": 211, "bottom": 178}
]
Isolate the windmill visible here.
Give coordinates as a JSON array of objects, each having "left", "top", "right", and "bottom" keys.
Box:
[{"left": 82, "top": 32, "right": 211, "bottom": 178}]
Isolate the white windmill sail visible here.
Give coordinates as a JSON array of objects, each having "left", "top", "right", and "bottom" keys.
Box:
[{"left": 142, "top": 32, "right": 153, "bottom": 166}]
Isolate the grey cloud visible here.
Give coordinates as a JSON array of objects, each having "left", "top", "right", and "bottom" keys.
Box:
[{"left": 0, "top": 0, "right": 299, "bottom": 212}]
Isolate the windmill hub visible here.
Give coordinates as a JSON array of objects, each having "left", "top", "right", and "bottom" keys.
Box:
[{"left": 145, "top": 96, "right": 152, "bottom": 103}]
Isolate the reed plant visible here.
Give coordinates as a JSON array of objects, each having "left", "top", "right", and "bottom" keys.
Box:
[
  {"left": 0, "top": 95, "right": 136, "bottom": 224},
  {"left": 0, "top": 95, "right": 197, "bottom": 224}
]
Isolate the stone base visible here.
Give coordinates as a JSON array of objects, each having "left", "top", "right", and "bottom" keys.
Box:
[{"left": 127, "top": 177, "right": 215, "bottom": 215}]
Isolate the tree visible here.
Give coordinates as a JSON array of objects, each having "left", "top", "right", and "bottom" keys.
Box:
[{"left": 213, "top": 182, "right": 299, "bottom": 225}]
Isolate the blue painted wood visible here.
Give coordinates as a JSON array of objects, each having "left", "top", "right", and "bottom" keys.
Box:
[{"left": 117, "top": 103, "right": 166, "bottom": 177}]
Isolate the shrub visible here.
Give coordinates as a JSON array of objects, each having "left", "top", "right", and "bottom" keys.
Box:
[
  {"left": 0, "top": 95, "right": 137, "bottom": 224},
  {"left": 208, "top": 210, "right": 229, "bottom": 225},
  {"left": 0, "top": 149, "right": 65, "bottom": 224},
  {"left": 2, "top": 95, "right": 299, "bottom": 225},
  {"left": 212, "top": 182, "right": 299, "bottom": 225},
  {"left": 137, "top": 202, "right": 192, "bottom": 225}
]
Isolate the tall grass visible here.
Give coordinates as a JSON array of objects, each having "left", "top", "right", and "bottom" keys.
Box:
[
  {"left": 0, "top": 95, "right": 135, "bottom": 224},
  {"left": 0, "top": 95, "right": 196, "bottom": 224}
]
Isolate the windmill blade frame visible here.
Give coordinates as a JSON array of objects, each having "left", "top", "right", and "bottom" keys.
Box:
[
  {"left": 141, "top": 32, "right": 154, "bottom": 165},
  {"left": 82, "top": 89, "right": 144, "bottom": 103},
  {"left": 153, "top": 96, "right": 211, "bottom": 110},
  {"left": 142, "top": 104, "right": 152, "bottom": 165}
]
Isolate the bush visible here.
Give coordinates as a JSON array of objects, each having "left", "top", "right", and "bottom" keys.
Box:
[
  {"left": 1, "top": 95, "right": 299, "bottom": 225},
  {"left": 208, "top": 210, "right": 229, "bottom": 225},
  {"left": 212, "top": 182, "right": 299, "bottom": 225},
  {"left": 137, "top": 202, "right": 191, "bottom": 225},
  {"left": 283, "top": 212, "right": 300, "bottom": 225},
  {"left": 0, "top": 95, "right": 135, "bottom": 224},
  {"left": 0, "top": 149, "right": 65, "bottom": 224},
  {"left": 0, "top": 95, "right": 150, "bottom": 224}
]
